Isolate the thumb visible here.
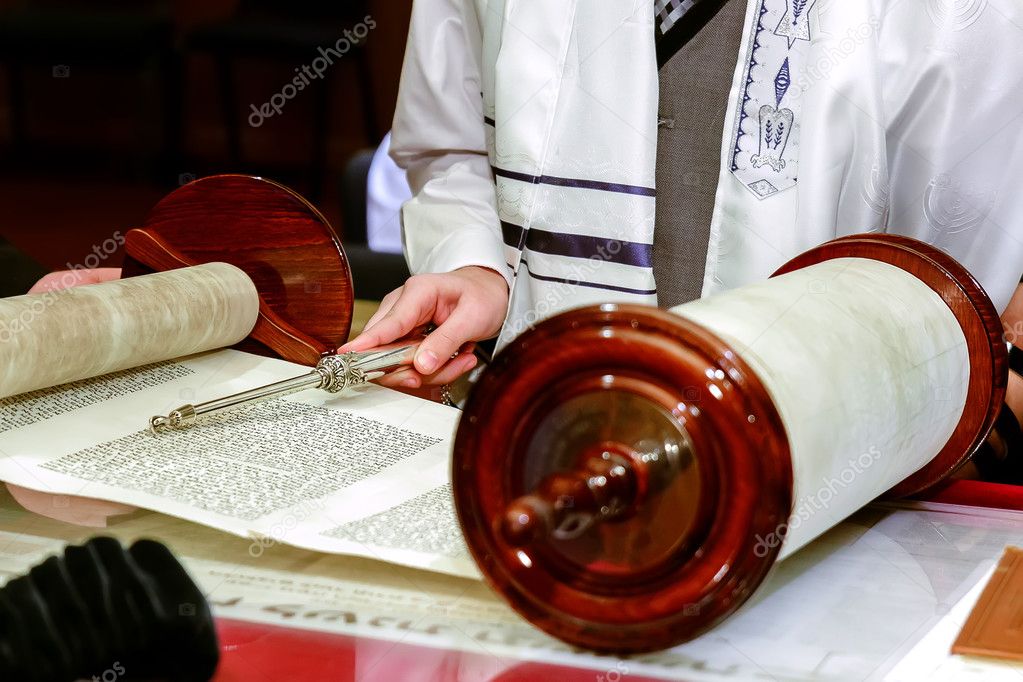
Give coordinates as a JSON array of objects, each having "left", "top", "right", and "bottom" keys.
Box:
[
  {"left": 342, "top": 284, "right": 434, "bottom": 353},
  {"left": 414, "top": 309, "right": 476, "bottom": 374}
]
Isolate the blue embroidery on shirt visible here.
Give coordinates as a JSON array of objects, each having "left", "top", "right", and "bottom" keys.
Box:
[
  {"left": 731, "top": 0, "right": 769, "bottom": 172},
  {"left": 751, "top": 104, "right": 793, "bottom": 171},
  {"left": 729, "top": 0, "right": 814, "bottom": 199},
  {"left": 774, "top": 0, "right": 817, "bottom": 47},
  {"left": 774, "top": 57, "right": 791, "bottom": 106}
]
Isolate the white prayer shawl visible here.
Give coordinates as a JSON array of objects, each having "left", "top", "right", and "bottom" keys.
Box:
[{"left": 392, "top": 0, "right": 1023, "bottom": 349}]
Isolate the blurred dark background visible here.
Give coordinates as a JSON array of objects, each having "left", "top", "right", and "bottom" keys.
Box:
[{"left": 0, "top": 0, "right": 412, "bottom": 282}]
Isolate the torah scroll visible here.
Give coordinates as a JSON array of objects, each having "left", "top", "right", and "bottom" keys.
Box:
[
  {"left": 0, "top": 263, "right": 259, "bottom": 400},
  {"left": 453, "top": 234, "right": 1007, "bottom": 652}
]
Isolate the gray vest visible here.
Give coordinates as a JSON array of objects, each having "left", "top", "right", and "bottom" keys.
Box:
[{"left": 654, "top": 0, "right": 745, "bottom": 308}]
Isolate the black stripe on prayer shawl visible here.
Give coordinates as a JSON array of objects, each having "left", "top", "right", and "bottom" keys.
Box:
[
  {"left": 492, "top": 166, "right": 656, "bottom": 198},
  {"left": 501, "top": 221, "right": 527, "bottom": 250},
  {"left": 502, "top": 222, "right": 653, "bottom": 268},
  {"left": 515, "top": 259, "right": 658, "bottom": 296}
]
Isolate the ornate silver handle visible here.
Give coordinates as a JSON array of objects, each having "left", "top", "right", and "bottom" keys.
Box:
[{"left": 149, "top": 342, "right": 420, "bottom": 434}]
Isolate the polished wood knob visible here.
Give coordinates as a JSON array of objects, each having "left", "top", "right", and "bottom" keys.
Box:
[{"left": 500, "top": 444, "right": 640, "bottom": 548}]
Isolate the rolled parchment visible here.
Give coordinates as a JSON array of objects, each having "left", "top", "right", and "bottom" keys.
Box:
[
  {"left": 0, "top": 263, "right": 259, "bottom": 399},
  {"left": 672, "top": 257, "right": 969, "bottom": 556}
]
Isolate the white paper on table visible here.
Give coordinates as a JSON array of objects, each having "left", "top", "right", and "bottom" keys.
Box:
[
  {"left": 0, "top": 349, "right": 477, "bottom": 578},
  {"left": 885, "top": 565, "right": 1023, "bottom": 681},
  {"left": 3, "top": 351, "right": 1023, "bottom": 679},
  {"left": 2, "top": 496, "right": 1021, "bottom": 681}
]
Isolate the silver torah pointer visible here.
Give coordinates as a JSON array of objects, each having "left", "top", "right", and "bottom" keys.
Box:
[{"left": 148, "top": 341, "right": 420, "bottom": 434}]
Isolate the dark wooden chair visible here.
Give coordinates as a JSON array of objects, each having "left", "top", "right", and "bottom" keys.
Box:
[
  {"left": 339, "top": 148, "right": 410, "bottom": 301},
  {"left": 0, "top": 1, "right": 180, "bottom": 173},
  {"left": 183, "top": 0, "right": 379, "bottom": 200}
]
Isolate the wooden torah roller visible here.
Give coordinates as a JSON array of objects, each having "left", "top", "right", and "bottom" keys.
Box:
[
  {"left": 2, "top": 175, "right": 406, "bottom": 522},
  {"left": 124, "top": 174, "right": 423, "bottom": 432},
  {"left": 0, "top": 175, "right": 354, "bottom": 401},
  {"left": 122, "top": 173, "right": 355, "bottom": 365},
  {"left": 452, "top": 234, "right": 1007, "bottom": 653}
]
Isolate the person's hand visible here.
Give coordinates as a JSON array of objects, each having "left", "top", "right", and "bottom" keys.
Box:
[
  {"left": 339, "top": 266, "right": 509, "bottom": 389},
  {"left": 5, "top": 485, "right": 136, "bottom": 528},
  {"left": 28, "top": 268, "right": 122, "bottom": 294},
  {"left": 6, "top": 266, "right": 135, "bottom": 525}
]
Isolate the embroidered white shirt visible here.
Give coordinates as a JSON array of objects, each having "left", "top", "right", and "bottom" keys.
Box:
[{"left": 392, "top": 0, "right": 1023, "bottom": 348}]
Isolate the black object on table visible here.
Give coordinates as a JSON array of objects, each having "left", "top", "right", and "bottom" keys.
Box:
[{"left": 0, "top": 537, "right": 219, "bottom": 682}]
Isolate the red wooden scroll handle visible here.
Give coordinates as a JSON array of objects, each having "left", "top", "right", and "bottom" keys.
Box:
[{"left": 121, "top": 174, "right": 355, "bottom": 366}]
